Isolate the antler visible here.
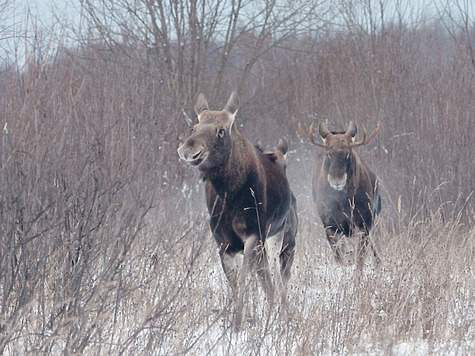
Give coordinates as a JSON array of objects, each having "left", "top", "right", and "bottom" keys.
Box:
[
  {"left": 349, "top": 121, "right": 382, "bottom": 147},
  {"left": 298, "top": 122, "right": 327, "bottom": 147}
]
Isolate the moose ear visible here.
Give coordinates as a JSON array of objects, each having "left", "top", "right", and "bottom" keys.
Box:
[
  {"left": 224, "top": 91, "right": 239, "bottom": 116},
  {"left": 318, "top": 122, "right": 331, "bottom": 142},
  {"left": 347, "top": 121, "right": 357, "bottom": 138},
  {"left": 194, "top": 93, "right": 209, "bottom": 121}
]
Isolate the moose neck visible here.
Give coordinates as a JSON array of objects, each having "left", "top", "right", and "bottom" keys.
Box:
[{"left": 204, "top": 128, "right": 258, "bottom": 199}]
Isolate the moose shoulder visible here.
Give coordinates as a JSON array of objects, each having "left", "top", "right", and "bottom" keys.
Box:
[
  {"left": 299, "top": 120, "right": 382, "bottom": 267},
  {"left": 178, "top": 92, "right": 297, "bottom": 329}
]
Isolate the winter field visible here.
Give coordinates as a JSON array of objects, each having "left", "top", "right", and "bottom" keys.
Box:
[{"left": 1, "top": 0, "right": 474, "bottom": 354}]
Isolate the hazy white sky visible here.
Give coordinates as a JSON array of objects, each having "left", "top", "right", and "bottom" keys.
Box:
[
  {"left": 9, "top": 1, "right": 71, "bottom": 28},
  {"left": 11, "top": 0, "right": 475, "bottom": 28},
  {"left": 2, "top": 0, "right": 474, "bottom": 65},
  {"left": 1, "top": 0, "right": 80, "bottom": 63}
]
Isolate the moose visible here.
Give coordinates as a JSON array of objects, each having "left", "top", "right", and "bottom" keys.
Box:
[
  {"left": 178, "top": 92, "right": 297, "bottom": 329},
  {"left": 299, "top": 120, "right": 382, "bottom": 267}
]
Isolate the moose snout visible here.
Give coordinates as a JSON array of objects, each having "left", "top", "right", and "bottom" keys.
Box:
[
  {"left": 327, "top": 173, "right": 347, "bottom": 191},
  {"left": 177, "top": 142, "right": 206, "bottom": 165}
]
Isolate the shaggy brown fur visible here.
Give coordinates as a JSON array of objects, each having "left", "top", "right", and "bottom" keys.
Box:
[
  {"left": 178, "top": 92, "right": 297, "bottom": 329},
  {"left": 299, "top": 121, "right": 381, "bottom": 267}
]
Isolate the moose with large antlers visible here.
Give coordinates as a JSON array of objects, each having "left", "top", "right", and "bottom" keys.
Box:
[
  {"left": 299, "top": 120, "right": 382, "bottom": 267},
  {"left": 178, "top": 92, "right": 297, "bottom": 329}
]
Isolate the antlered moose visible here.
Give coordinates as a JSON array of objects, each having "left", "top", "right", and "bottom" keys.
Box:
[
  {"left": 178, "top": 92, "right": 297, "bottom": 328},
  {"left": 299, "top": 120, "right": 382, "bottom": 267}
]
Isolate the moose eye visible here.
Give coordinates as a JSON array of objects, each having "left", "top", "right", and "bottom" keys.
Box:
[{"left": 217, "top": 128, "right": 225, "bottom": 137}]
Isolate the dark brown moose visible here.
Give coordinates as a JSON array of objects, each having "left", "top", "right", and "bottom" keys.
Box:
[
  {"left": 299, "top": 120, "right": 382, "bottom": 267},
  {"left": 178, "top": 92, "right": 297, "bottom": 329}
]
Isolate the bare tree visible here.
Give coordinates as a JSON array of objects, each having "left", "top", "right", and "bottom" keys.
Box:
[
  {"left": 436, "top": 0, "right": 475, "bottom": 72},
  {"left": 0, "top": 0, "right": 19, "bottom": 64},
  {"left": 79, "top": 0, "right": 329, "bottom": 113}
]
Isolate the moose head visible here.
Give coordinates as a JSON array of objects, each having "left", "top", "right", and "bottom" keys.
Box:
[
  {"left": 299, "top": 120, "right": 381, "bottom": 191},
  {"left": 177, "top": 92, "right": 239, "bottom": 171}
]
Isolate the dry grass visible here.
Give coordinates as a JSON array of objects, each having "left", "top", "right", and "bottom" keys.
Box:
[
  {"left": 0, "top": 4, "right": 474, "bottom": 354},
  {"left": 1, "top": 200, "right": 473, "bottom": 354}
]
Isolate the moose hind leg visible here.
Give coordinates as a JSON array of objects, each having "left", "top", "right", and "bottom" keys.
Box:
[
  {"left": 255, "top": 245, "right": 273, "bottom": 304},
  {"left": 281, "top": 203, "right": 297, "bottom": 287},
  {"left": 280, "top": 244, "right": 295, "bottom": 289},
  {"left": 265, "top": 230, "right": 286, "bottom": 304}
]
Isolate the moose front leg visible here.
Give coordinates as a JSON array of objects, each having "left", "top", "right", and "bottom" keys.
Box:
[
  {"left": 359, "top": 231, "right": 381, "bottom": 267},
  {"left": 325, "top": 227, "right": 344, "bottom": 264},
  {"left": 233, "top": 233, "right": 258, "bottom": 331},
  {"left": 218, "top": 245, "right": 240, "bottom": 297}
]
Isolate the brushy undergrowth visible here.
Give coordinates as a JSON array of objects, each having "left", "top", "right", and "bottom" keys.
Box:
[{"left": 1, "top": 1, "right": 473, "bottom": 354}]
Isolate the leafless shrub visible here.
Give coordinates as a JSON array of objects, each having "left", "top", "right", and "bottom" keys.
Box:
[
  {"left": 0, "top": 0, "right": 473, "bottom": 354},
  {"left": 79, "top": 0, "right": 329, "bottom": 115},
  {"left": 0, "top": 38, "right": 203, "bottom": 354}
]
